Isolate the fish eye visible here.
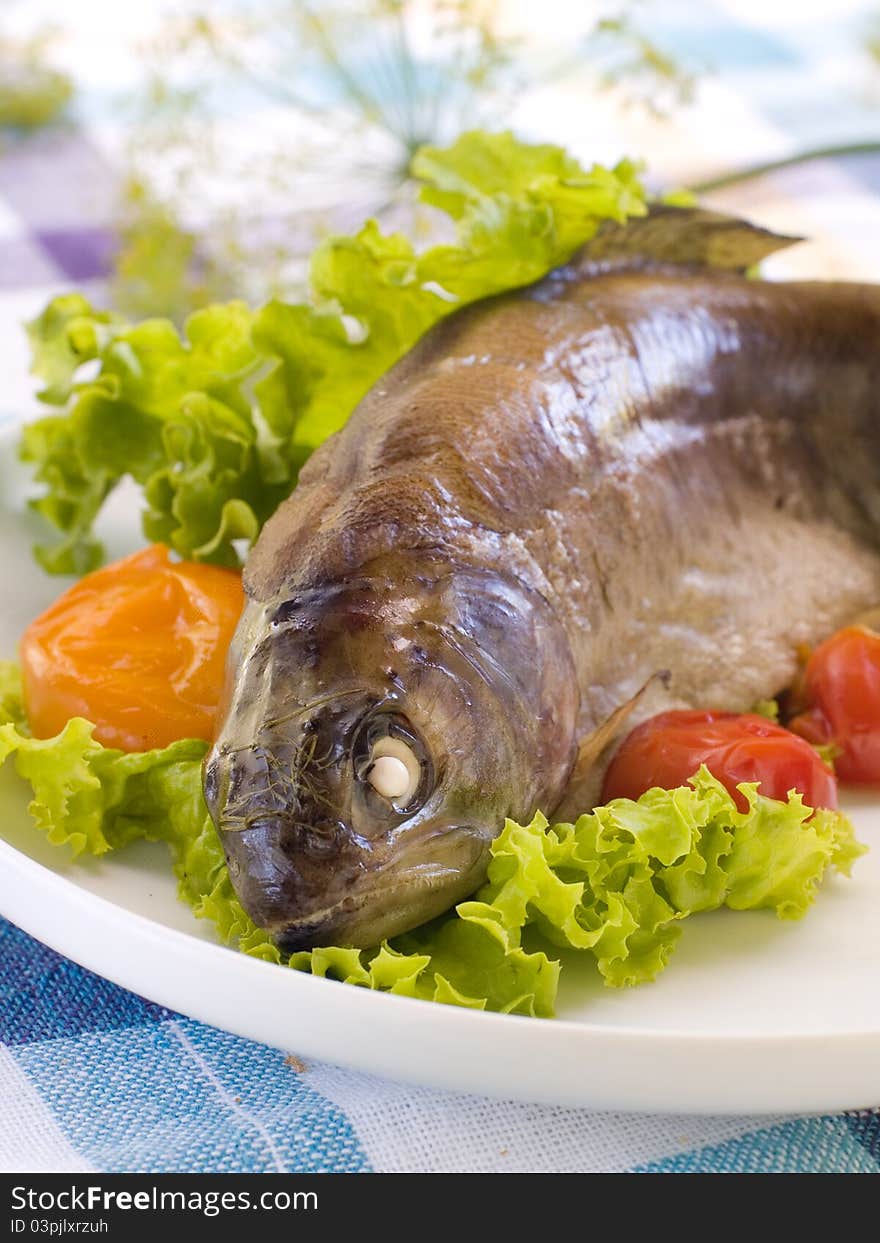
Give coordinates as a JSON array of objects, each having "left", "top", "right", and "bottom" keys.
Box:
[
  {"left": 353, "top": 710, "right": 431, "bottom": 814},
  {"left": 367, "top": 737, "right": 420, "bottom": 803}
]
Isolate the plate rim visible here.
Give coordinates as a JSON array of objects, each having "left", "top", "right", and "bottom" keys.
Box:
[{"left": 4, "top": 829, "right": 880, "bottom": 1116}]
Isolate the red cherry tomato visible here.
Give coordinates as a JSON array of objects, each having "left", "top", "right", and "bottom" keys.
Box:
[
  {"left": 602, "top": 709, "right": 838, "bottom": 811},
  {"left": 788, "top": 626, "right": 880, "bottom": 784}
]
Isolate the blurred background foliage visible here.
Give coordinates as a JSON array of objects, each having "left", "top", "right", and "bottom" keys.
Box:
[
  {"left": 0, "top": 29, "right": 72, "bottom": 131},
  {"left": 2, "top": 1, "right": 880, "bottom": 321},
  {"left": 113, "top": 0, "right": 696, "bottom": 319}
]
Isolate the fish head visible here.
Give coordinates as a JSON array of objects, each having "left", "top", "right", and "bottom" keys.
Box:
[{"left": 204, "top": 561, "right": 578, "bottom": 949}]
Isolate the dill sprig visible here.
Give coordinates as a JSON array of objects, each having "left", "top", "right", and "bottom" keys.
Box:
[{"left": 112, "top": 1, "right": 693, "bottom": 319}]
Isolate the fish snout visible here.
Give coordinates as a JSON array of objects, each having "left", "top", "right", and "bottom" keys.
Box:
[
  {"left": 203, "top": 742, "right": 289, "bottom": 828},
  {"left": 218, "top": 811, "right": 364, "bottom": 937},
  {"left": 203, "top": 737, "right": 365, "bottom": 933}
]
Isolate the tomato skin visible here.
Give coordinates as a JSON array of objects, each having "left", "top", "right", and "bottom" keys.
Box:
[
  {"left": 601, "top": 709, "right": 838, "bottom": 811},
  {"left": 20, "top": 544, "right": 244, "bottom": 752},
  {"left": 788, "top": 626, "right": 880, "bottom": 784}
]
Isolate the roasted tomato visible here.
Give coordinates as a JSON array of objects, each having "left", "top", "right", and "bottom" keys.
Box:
[
  {"left": 20, "top": 544, "right": 244, "bottom": 751},
  {"left": 602, "top": 709, "right": 838, "bottom": 811},
  {"left": 788, "top": 625, "right": 880, "bottom": 784}
]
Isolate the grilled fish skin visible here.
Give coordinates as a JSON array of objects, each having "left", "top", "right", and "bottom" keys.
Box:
[{"left": 205, "top": 212, "right": 880, "bottom": 949}]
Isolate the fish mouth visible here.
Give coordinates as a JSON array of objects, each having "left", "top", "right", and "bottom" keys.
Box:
[
  {"left": 220, "top": 819, "right": 488, "bottom": 951},
  {"left": 274, "top": 860, "right": 473, "bottom": 952}
]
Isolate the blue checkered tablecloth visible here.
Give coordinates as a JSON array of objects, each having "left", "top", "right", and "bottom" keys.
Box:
[{"left": 2, "top": 0, "right": 880, "bottom": 1173}]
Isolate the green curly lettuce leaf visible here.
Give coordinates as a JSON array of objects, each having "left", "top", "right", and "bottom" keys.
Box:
[
  {"left": 0, "top": 665, "right": 864, "bottom": 1016},
  {"left": 22, "top": 131, "right": 648, "bottom": 575},
  {"left": 461, "top": 770, "right": 864, "bottom": 990}
]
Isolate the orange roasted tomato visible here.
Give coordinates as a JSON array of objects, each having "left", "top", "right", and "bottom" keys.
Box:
[
  {"left": 601, "top": 709, "right": 838, "bottom": 812},
  {"left": 20, "top": 544, "right": 244, "bottom": 752},
  {"left": 788, "top": 625, "right": 880, "bottom": 785}
]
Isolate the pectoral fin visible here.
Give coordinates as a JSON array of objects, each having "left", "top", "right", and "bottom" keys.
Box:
[{"left": 554, "top": 671, "right": 671, "bottom": 820}]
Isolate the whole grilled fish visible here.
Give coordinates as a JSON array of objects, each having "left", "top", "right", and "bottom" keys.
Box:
[{"left": 204, "top": 208, "right": 880, "bottom": 950}]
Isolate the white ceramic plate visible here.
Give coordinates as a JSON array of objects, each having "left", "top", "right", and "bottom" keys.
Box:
[{"left": 1, "top": 425, "right": 879, "bottom": 1115}]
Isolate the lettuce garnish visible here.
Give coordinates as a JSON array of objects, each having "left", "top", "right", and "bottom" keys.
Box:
[
  {"left": 1, "top": 661, "right": 863, "bottom": 1017},
  {"left": 22, "top": 132, "right": 646, "bottom": 575}
]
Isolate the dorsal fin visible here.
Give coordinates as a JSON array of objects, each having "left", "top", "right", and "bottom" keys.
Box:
[{"left": 578, "top": 204, "right": 802, "bottom": 274}]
